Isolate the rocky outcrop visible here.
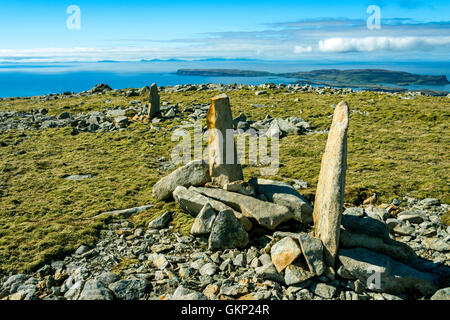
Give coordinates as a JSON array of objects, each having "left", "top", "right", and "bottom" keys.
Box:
[{"left": 1, "top": 194, "right": 447, "bottom": 301}]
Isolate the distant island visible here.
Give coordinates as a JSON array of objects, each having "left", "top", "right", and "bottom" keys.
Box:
[
  {"left": 176, "top": 69, "right": 272, "bottom": 77},
  {"left": 176, "top": 68, "right": 450, "bottom": 87}
]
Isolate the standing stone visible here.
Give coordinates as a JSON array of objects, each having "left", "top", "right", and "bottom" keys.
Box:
[
  {"left": 313, "top": 101, "right": 349, "bottom": 267},
  {"left": 206, "top": 94, "right": 243, "bottom": 187},
  {"left": 148, "top": 83, "right": 160, "bottom": 119}
]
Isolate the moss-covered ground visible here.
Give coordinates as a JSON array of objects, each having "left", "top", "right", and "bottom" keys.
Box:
[{"left": 0, "top": 88, "right": 448, "bottom": 273}]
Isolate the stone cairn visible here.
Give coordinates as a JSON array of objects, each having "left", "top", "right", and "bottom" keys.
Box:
[{"left": 152, "top": 94, "right": 440, "bottom": 297}]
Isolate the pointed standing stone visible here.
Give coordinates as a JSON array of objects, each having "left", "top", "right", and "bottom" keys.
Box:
[
  {"left": 147, "top": 83, "right": 160, "bottom": 119},
  {"left": 206, "top": 94, "right": 243, "bottom": 187},
  {"left": 208, "top": 210, "right": 249, "bottom": 250},
  {"left": 313, "top": 101, "right": 349, "bottom": 267},
  {"left": 190, "top": 203, "right": 216, "bottom": 235}
]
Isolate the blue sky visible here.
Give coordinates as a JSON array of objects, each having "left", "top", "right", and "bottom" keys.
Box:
[{"left": 0, "top": 0, "right": 449, "bottom": 62}]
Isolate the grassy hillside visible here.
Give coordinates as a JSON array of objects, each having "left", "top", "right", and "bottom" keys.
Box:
[{"left": 0, "top": 88, "right": 449, "bottom": 273}]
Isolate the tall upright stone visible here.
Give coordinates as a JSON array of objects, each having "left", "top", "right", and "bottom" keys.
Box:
[
  {"left": 206, "top": 94, "right": 243, "bottom": 187},
  {"left": 313, "top": 101, "right": 349, "bottom": 267},
  {"left": 147, "top": 83, "right": 160, "bottom": 119}
]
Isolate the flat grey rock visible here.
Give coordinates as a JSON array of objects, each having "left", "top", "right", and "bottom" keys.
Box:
[
  {"left": 310, "top": 283, "right": 337, "bottom": 299},
  {"left": 94, "top": 205, "right": 153, "bottom": 219},
  {"left": 249, "top": 178, "right": 313, "bottom": 224},
  {"left": 192, "top": 186, "right": 292, "bottom": 230},
  {"left": 341, "top": 215, "right": 390, "bottom": 240},
  {"left": 79, "top": 280, "right": 113, "bottom": 300},
  {"left": 339, "top": 248, "right": 438, "bottom": 296},
  {"left": 173, "top": 186, "right": 251, "bottom": 230},
  {"left": 148, "top": 211, "right": 173, "bottom": 229},
  {"left": 108, "top": 279, "right": 149, "bottom": 300},
  {"left": 63, "top": 174, "right": 95, "bottom": 181},
  {"left": 152, "top": 160, "right": 210, "bottom": 201},
  {"left": 340, "top": 229, "right": 418, "bottom": 266}
]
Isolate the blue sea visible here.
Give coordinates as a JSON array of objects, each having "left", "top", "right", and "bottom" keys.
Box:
[{"left": 0, "top": 60, "right": 449, "bottom": 98}]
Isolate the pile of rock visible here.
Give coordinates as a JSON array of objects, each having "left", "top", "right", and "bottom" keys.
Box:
[
  {"left": 151, "top": 94, "right": 449, "bottom": 299},
  {"left": 1, "top": 192, "right": 448, "bottom": 301},
  {"left": 0, "top": 106, "right": 143, "bottom": 133}
]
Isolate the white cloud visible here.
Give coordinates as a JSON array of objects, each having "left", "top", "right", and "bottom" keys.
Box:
[
  {"left": 294, "top": 45, "right": 313, "bottom": 53},
  {"left": 318, "top": 36, "right": 450, "bottom": 53}
]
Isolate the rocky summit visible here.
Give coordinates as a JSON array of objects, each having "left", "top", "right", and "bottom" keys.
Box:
[{"left": 0, "top": 83, "right": 449, "bottom": 301}]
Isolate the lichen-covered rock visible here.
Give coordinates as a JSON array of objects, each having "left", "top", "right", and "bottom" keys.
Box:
[
  {"left": 108, "top": 279, "right": 149, "bottom": 300},
  {"left": 431, "top": 287, "right": 450, "bottom": 300},
  {"left": 270, "top": 237, "right": 302, "bottom": 273},
  {"left": 284, "top": 264, "right": 315, "bottom": 286},
  {"left": 340, "top": 229, "right": 418, "bottom": 266}
]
